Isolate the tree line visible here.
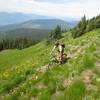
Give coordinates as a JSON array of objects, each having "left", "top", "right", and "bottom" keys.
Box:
[
  {"left": 72, "top": 15, "right": 100, "bottom": 38},
  {"left": 0, "top": 38, "right": 38, "bottom": 51},
  {"left": 0, "top": 25, "right": 63, "bottom": 51},
  {"left": 46, "top": 25, "right": 62, "bottom": 44}
]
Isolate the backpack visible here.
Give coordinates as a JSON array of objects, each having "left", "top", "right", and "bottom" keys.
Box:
[{"left": 61, "top": 44, "right": 65, "bottom": 48}]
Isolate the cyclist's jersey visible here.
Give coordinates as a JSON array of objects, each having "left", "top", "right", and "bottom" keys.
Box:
[{"left": 53, "top": 45, "right": 64, "bottom": 53}]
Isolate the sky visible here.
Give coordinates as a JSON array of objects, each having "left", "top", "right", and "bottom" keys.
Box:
[{"left": 0, "top": 0, "right": 99, "bottom": 19}]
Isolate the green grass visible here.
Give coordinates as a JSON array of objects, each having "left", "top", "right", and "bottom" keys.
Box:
[
  {"left": 38, "top": 89, "right": 51, "bottom": 100},
  {"left": 82, "top": 47, "right": 95, "bottom": 69},
  {"left": 0, "top": 29, "right": 100, "bottom": 99},
  {"left": 64, "top": 80, "right": 86, "bottom": 100}
]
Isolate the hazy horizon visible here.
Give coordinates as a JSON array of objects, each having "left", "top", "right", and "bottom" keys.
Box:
[{"left": 0, "top": 0, "right": 99, "bottom": 19}]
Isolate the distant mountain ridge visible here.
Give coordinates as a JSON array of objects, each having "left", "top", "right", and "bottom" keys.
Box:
[
  {"left": 0, "top": 12, "right": 55, "bottom": 26},
  {"left": 0, "top": 12, "right": 78, "bottom": 40},
  {"left": 0, "top": 19, "right": 78, "bottom": 32},
  {"left": 0, "top": 12, "right": 79, "bottom": 26}
]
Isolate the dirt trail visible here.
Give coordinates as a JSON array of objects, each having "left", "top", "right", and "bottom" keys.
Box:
[
  {"left": 80, "top": 69, "right": 97, "bottom": 91},
  {"left": 63, "top": 69, "right": 97, "bottom": 91}
]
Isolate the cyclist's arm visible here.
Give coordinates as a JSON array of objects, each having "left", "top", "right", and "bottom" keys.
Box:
[{"left": 51, "top": 46, "right": 56, "bottom": 55}]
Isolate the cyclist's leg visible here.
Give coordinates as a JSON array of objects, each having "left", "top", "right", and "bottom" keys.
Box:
[{"left": 58, "top": 52, "right": 63, "bottom": 64}]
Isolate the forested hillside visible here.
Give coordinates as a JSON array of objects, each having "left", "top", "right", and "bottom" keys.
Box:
[
  {"left": 72, "top": 15, "right": 100, "bottom": 38},
  {"left": 0, "top": 19, "right": 77, "bottom": 51}
]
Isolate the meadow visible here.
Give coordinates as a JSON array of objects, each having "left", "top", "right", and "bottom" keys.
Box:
[{"left": 0, "top": 29, "right": 100, "bottom": 100}]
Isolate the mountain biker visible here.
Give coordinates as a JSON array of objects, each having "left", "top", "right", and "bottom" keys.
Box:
[{"left": 51, "top": 42, "right": 65, "bottom": 64}]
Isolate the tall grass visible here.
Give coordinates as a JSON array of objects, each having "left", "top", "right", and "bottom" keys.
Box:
[
  {"left": 64, "top": 80, "right": 86, "bottom": 100},
  {"left": 27, "top": 86, "right": 39, "bottom": 97},
  {"left": 38, "top": 89, "right": 51, "bottom": 100},
  {"left": 83, "top": 51, "right": 95, "bottom": 69},
  {"left": 42, "top": 71, "right": 57, "bottom": 94}
]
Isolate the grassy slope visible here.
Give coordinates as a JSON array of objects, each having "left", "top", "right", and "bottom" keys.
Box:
[{"left": 0, "top": 29, "right": 100, "bottom": 100}]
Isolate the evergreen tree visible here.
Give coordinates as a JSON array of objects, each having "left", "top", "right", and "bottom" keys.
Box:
[
  {"left": 54, "top": 25, "right": 62, "bottom": 39},
  {"left": 72, "top": 15, "right": 87, "bottom": 38},
  {"left": 72, "top": 15, "right": 100, "bottom": 38},
  {"left": 0, "top": 37, "right": 39, "bottom": 51},
  {"left": 47, "top": 25, "right": 62, "bottom": 43}
]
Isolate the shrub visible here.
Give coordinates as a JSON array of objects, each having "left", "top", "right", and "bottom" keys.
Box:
[
  {"left": 42, "top": 71, "right": 52, "bottom": 86},
  {"left": 3, "top": 93, "right": 18, "bottom": 100},
  {"left": 13, "top": 75, "right": 26, "bottom": 85},
  {"left": 0, "top": 80, "right": 15, "bottom": 93},
  {"left": 54, "top": 94, "right": 65, "bottom": 100},
  {"left": 18, "top": 95, "right": 30, "bottom": 100},
  {"left": 56, "top": 81, "right": 65, "bottom": 91},
  {"left": 38, "top": 89, "right": 51, "bottom": 100},
  {"left": 28, "top": 87, "right": 39, "bottom": 97},
  {"left": 42, "top": 71, "right": 57, "bottom": 94},
  {"left": 48, "top": 81, "right": 56, "bottom": 94},
  {"left": 83, "top": 52, "right": 95, "bottom": 68},
  {"left": 65, "top": 80, "right": 86, "bottom": 100}
]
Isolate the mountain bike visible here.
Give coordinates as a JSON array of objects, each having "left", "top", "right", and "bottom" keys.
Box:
[
  {"left": 47, "top": 53, "right": 68, "bottom": 69},
  {"left": 47, "top": 54, "right": 58, "bottom": 69}
]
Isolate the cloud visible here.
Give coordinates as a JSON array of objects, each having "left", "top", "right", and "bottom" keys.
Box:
[
  {"left": 0, "top": 0, "right": 99, "bottom": 18},
  {"left": 34, "top": 0, "right": 69, "bottom": 3}
]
